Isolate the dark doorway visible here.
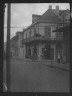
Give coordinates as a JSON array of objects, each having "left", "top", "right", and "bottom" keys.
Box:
[
  {"left": 51, "top": 48, "right": 54, "bottom": 60},
  {"left": 33, "top": 46, "right": 37, "bottom": 59},
  {"left": 45, "top": 44, "right": 51, "bottom": 60},
  {"left": 42, "top": 48, "right": 45, "bottom": 59}
]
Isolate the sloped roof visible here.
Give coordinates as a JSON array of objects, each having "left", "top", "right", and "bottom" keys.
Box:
[
  {"left": 11, "top": 36, "right": 19, "bottom": 41},
  {"left": 23, "top": 21, "right": 38, "bottom": 32},
  {"left": 23, "top": 8, "right": 70, "bottom": 32},
  {"left": 32, "top": 14, "right": 41, "bottom": 17},
  {"left": 52, "top": 10, "right": 63, "bottom": 20},
  {"left": 53, "top": 24, "right": 70, "bottom": 32},
  {"left": 10, "top": 36, "right": 19, "bottom": 48},
  {"left": 38, "top": 9, "right": 63, "bottom": 23},
  {"left": 59, "top": 9, "right": 70, "bottom": 16}
]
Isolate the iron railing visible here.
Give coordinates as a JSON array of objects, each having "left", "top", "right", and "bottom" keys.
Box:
[{"left": 22, "top": 36, "right": 63, "bottom": 44}]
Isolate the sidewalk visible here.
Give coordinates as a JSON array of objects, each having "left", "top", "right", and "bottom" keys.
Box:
[
  {"left": 44, "top": 61, "right": 70, "bottom": 71},
  {"left": 15, "top": 57, "right": 70, "bottom": 71}
]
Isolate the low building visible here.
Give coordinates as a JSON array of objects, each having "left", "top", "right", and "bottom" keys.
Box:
[
  {"left": 22, "top": 5, "right": 70, "bottom": 62},
  {"left": 10, "top": 31, "right": 24, "bottom": 58}
]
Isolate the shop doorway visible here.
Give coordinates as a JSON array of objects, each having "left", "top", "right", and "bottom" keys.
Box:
[
  {"left": 45, "top": 44, "right": 51, "bottom": 60},
  {"left": 56, "top": 44, "right": 63, "bottom": 63}
]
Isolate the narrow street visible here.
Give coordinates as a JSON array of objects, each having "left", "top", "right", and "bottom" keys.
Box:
[{"left": 3, "top": 58, "right": 70, "bottom": 92}]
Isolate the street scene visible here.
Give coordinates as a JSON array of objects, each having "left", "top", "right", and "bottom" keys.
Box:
[{"left": 3, "top": 3, "right": 70, "bottom": 92}]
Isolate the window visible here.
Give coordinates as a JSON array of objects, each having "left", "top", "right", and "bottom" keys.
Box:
[
  {"left": 26, "top": 33, "right": 27, "bottom": 39},
  {"left": 45, "top": 26, "right": 51, "bottom": 37},
  {"left": 59, "top": 32, "right": 61, "bottom": 35},
  {"left": 34, "top": 28, "right": 36, "bottom": 35},
  {"left": 29, "top": 30, "right": 31, "bottom": 38},
  {"left": 45, "top": 26, "right": 48, "bottom": 36},
  {"left": 21, "top": 40, "right": 23, "bottom": 48}
]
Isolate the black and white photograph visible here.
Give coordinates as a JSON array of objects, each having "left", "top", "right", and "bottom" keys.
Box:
[{"left": 3, "top": 3, "right": 70, "bottom": 92}]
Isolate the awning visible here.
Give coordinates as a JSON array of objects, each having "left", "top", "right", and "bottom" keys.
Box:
[{"left": 53, "top": 25, "right": 70, "bottom": 32}]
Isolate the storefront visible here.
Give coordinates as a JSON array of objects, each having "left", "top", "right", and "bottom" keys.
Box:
[{"left": 53, "top": 25, "right": 70, "bottom": 64}]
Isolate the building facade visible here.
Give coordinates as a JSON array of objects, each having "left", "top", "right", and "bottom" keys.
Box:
[
  {"left": 53, "top": 25, "right": 70, "bottom": 64},
  {"left": 22, "top": 5, "right": 70, "bottom": 63},
  {"left": 10, "top": 31, "right": 24, "bottom": 58}
]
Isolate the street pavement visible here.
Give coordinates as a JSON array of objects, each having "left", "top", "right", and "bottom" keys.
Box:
[{"left": 3, "top": 58, "right": 70, "bottom": 92}]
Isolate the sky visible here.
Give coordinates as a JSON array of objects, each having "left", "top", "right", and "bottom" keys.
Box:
[{"left": 4, "top": 3, "right": 70, "bottom": 42}]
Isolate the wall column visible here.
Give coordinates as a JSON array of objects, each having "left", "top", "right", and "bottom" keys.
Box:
[
  {"left": 25, "top": 44, "right": 27, "bottom": 57},
  {"left": 63, "top": 42, "right": 66, "bottom": 63}
]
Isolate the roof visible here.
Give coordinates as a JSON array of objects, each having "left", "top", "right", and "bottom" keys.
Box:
[
  {"left": 11, "top": 36, "right": 19, "bottom": 41},
  {"left": 38, "top": 9, "right": 63, "bottom": 23},
  {"left": 32, "top": 14, "right": 41, "bottom": 17},
  {"left": 59, "top": 9, "right": 70, "bottom": 16},
  {"left": 23, "top": 8, "right": 70, "bottom": 32},
  {"left": 23, "top": 21, "right": 39, "bottom": 32},
  {"left": 59, "top": 10, "right": 66, "bottom": 15},
  {"left": 16, "top": 31, "right": 23, "bottom": 35},
  {"left": 53, "top": 25, "right": 70, "bottom": 32}
]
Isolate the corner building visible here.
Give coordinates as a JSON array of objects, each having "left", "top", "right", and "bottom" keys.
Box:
[{"left": 22, "top": 5, "right": 70, "bottom": 63}]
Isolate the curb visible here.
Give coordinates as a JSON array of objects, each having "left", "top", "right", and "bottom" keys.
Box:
[
  {"left": 13, "top": 58, "right": 70, "bottom": 72},
  {"left": 44, "top": 64, "right": 70, "bottom": 72}
]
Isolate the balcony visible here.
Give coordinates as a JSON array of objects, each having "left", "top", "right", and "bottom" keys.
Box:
[{"left": 22, "top": 35, "right": 63, "bottom": 44}]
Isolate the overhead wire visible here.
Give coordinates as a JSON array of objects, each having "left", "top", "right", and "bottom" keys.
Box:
[{"left": 4, "top": 26, "right": 56, "bottom": 28}]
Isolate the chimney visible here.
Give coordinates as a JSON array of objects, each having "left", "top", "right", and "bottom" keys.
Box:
[
  {"left": 49, "top": 5, "right": 52, "bottom": 9},
  {"left": 56, "top": 6, "right": 59, "bottom": 14}
]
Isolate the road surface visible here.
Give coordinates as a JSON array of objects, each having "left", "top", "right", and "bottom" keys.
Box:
[{"left": 3, "top": 58, "right": 70, "bottom": 92}]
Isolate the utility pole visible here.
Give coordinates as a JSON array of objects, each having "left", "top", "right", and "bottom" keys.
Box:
[
  {"left": 6, "top": 3, "right": 11, "bottom": 92},
  {"left": 3, "top": 3, "right": 7, "bottom": 92}
]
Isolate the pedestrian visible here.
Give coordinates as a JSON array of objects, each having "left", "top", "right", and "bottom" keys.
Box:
[{"left": 57, "top": 53, "right": 60, "bottom": 63}]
